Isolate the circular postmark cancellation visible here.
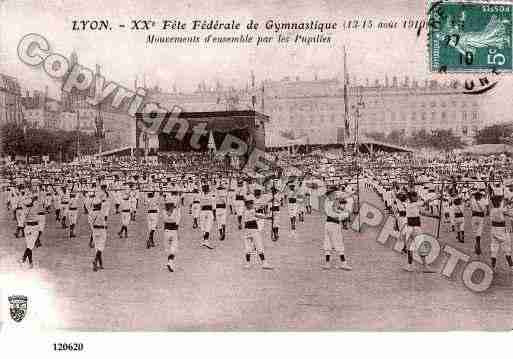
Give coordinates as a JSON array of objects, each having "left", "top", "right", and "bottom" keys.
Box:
[{"left": 428, "top": 0, "right": 513, "bottom": 72}]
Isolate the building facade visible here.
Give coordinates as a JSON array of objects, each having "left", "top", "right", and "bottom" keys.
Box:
[
  {"left": 260, "top": 76, "right": 485, "bottom": 147},
  {"left": 349, "top": 77, "right": 482, "bottom": 142},
  {"left": 21, "top": 89, "right": 61, "bottom": 129},
  {"left": 143, "top": 82, "right": 254, "bottom": 150},
  {"left": 146, "top": 82, "right": 253, "bottom": 113},
  {"left": 59, "top": 55, "right": 137, "bottom": 152},
  {"left": 0, "top": 74, "right": 23, "bottom": 124},
  {"left": 148, "top": 75, "right": 486, "bottom": 149}
]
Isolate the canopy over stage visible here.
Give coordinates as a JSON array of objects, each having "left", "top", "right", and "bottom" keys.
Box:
[
  {"left": 357, "top": 138, "right": 413, "bottom": 153},
  {"left": 269, "top": 137, "right": 413, "bottom": 154},
  {"left": 460, "top": 143, "right": 513, "bottom": 155},
  {"left": 136, "top": 110, "right": 269, "bottom": 154}
]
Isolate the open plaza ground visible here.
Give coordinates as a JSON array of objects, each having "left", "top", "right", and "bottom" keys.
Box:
[{"left": 1, "top": 185, "right": 511, "bottom": 331}]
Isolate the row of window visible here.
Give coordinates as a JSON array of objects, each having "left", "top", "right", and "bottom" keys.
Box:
[
  {"left": 269, "top": 100, "right": 479, "bottom": 113},
  {"left": 273, "top": 111, "right": 479, "bottom": 124},
  {"left": 362, "top": 125, "right": 479, "bottom": 135}
]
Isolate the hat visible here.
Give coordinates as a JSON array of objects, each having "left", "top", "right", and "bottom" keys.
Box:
[
  {"left": 325, "top": 185, "right": 338, "bottom": 196},
  {"left": 92, "top": 197, "right": 102, "bottom": 210}
]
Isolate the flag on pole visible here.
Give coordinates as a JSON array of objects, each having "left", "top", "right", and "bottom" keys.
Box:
[
  {"left": 208, "top": 130, "right": 216, "bottom": 151},
  {"left": 261, "top": 83, "right": 265, "bottom": 112},
  {"left": 343, "top": 46, "right": 350, "bottom": 139}
]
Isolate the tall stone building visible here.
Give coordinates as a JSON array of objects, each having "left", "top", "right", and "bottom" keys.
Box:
[
  {"left": 60, "top": 55, "right": 137, "bottom": 152},
  {"left": 260, "top": 75, "right": 485, "bottom": 147},
  {"left": 146, "top": 82, "right": 253, "bottom": 112},
  {"left": 349, "top": 77, "right": 482, "bottom": 141},
  {"left": 21, "top": 88, "right": 61, "bottom": 129},
  {"left": 0, "top": 73, "right": 23, "bottom": 124}
]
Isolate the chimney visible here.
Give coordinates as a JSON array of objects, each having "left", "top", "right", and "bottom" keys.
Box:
[
  {"left": 385, "top": 76, "right": 389, "bottom": 87},
  {"left": 404, "top": 76, "right": 409, "bottom": 87},
  {"left": 392, "top": 76, "right": 398, "bottom": 87}
]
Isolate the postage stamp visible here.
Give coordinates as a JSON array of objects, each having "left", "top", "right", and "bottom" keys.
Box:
[{"left": 428, "top": 0, "right": 513, "bottom": 72}]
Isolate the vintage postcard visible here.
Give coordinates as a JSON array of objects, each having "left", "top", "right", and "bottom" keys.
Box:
[{"left": 0, "top": 0, "right": 512, "bottom": 355}]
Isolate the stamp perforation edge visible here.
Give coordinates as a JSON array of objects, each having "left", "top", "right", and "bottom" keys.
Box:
[{"left": 427, "top": 0, "right": 513, "bottom": 73}]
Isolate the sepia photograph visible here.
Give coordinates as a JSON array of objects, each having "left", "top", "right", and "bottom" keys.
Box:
[{"left": 0, "top": 0, "right": 512, "bottom": 351}]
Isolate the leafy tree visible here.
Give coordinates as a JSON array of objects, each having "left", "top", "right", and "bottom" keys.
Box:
[
  {"left": 409, "top": 128, "right": 430, "bottom": 148},
  {"left": 474, "top": 123, "right": 513, "bottom": 144},
  {"left": 365, "top": 131, "right": 386, "bottom": 142},
  {"left": 1, "top": 123, "right": 99, "bottom": 162},
  {"left": 386, "top": 130, "right": 407, "bottom": 146},
  {"left": 429, "top": 129, "right": 465, "bottom": 151}
]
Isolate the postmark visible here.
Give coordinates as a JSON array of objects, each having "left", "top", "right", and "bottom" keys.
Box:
[{"left": 428, "top": 1, "right": 513, "bottom": 72}]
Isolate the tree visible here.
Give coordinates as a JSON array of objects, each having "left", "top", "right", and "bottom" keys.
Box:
[
  {"left": 429, "top": 129, "right": 465, "bottom": 151},
  {"left": 386, "top": 130, "right": 407, "bottom": 146},
  {"left": 409, "top": 128, "right": 430, "bottom": 148},
  {"left": 0, "top": 123, "right": 99, "bottom": 161},
  {"left": 474, "top": 123, "right": 513, "bottom": 144},
  {"left": 365, "top": 131, "right": 386, "bottom": 142}
]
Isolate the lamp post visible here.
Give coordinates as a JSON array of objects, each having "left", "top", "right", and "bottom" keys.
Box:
[
  {"left": 270, "top": 168, "right": 280, "bottom": 241},
  {"left": 75, "top": 109, "right": 80, "bottom": 161}
]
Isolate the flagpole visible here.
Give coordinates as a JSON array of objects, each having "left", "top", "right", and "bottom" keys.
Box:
[
  {"left": 261, "top": 83, "right": 265, "bottom": 113},
  {"left": 76, "top": 109, "right": 80, "bottom": 161},
  {"left": 343, "top": 45, "right": 349, "bottom": 153},
  {"left": 271, "top": 174, "right": 276, "bottom": 240}
]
